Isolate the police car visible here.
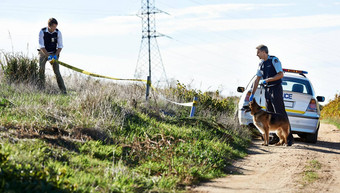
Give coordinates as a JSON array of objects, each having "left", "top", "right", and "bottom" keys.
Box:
[{"left": 237, "top": 69, "right": 325, "bottom": 143}]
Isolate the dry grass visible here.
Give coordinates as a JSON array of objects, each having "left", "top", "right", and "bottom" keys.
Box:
[{"left": 0, "top": 52, "right": 251, "bottom": 192}]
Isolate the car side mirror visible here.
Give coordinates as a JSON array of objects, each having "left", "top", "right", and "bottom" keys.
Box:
[
  {"left": 237, "top": 87, "right": 245, "bottom": 93},
  {"left": 316, "top": 96, "right": 325, "bottom": 102}
]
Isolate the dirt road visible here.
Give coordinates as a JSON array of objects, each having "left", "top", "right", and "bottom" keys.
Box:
[{"left": 192, "top": 123, "right": 340, "bottom": 193}]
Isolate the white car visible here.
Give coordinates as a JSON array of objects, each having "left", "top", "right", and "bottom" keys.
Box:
[{"left": 237, "top": 69, "right": 325, "bottom": 143}]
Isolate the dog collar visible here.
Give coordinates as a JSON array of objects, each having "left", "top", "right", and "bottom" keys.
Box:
[{"left": 253, "top": 111, "right": 262, "bottom": 116}]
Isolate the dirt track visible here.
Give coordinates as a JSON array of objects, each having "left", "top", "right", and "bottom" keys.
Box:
[{"left": 192, "top": 123, "right": 340, "bottom": 193}]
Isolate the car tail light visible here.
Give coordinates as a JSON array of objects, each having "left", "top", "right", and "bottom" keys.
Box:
[
  {"left": 245, "top": 91, "right": 252, "bottom": 102},
  {"left": 306, "top": 99, "right": 317, "bottom": 112}
]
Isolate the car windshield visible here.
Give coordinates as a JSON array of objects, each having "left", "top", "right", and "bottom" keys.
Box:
[{"left": 281, "top": 77, "right": 313, "bottom": 95}]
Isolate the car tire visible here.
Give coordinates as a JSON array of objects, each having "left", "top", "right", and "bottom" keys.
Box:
[
  {"left": 297, "top": 133, "right": 307, "bottom": 139},
  {"left": 259, "top": 133, "right": 279, "bottom": 144},
  {"left": 305, "top": 123, "right": 320, "bottom": 144},
  {"left": 268, "top": 133, "right": 280, "bottom": 144}
]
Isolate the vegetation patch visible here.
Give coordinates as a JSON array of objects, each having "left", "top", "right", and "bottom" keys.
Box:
[
  {"left": 321, "top": 93, "right": 340, "bottom": 129},
  {"left": 0, "top": 52, "right": 251, "bottom": 192},
  {"left": 302, "top": 160, "right": 322, "bottom": 185}
]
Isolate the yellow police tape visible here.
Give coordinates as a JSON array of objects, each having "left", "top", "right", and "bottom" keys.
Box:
[
  {"left": 50, "top": 59, "right": 195, "bottom": 107},
  {"left": 50, "top": 59, "right": 147, "bottom": 83}
]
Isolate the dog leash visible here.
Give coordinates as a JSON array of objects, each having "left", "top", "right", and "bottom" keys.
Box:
[{"left": 259, "top": 83, "right": 265, "bottom": 108}]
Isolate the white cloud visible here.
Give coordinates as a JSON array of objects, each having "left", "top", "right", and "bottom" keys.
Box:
[
  {"left": 0, "top": 15, "right": 140, "bottom": 41},
  {"left": 169, "top": 3, "right": 293, "bottom": 19},
  {"left": 159, "top": 14, "right": 340, "bottom": 33},
  {"left": 62, "top": 16, "right": 140, "bottom": 37}
]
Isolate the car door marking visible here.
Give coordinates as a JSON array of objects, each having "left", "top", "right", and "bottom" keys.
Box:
[{"left": 260, "top": 106, "right": 305, "bottom": 114}]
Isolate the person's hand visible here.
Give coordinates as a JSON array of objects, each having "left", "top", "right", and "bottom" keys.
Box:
[
  {"left": 52, "top": 55, "right": 57, "bottom": 60},
  {"left": 259, "top": 79, "right": 267, "bottom": 85},
  {"left": 47, "top": 55, "right": 53, "bottom": 61},
  {"left": 249, "top": 94, "right": 254, "bottom": 102}
]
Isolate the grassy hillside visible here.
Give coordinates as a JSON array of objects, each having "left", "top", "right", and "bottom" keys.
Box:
[
  {"left": 0, "top": 53, "right": 251, "bottom": 192},
  {"left": 321, "top": 94, "right": 340, "bottom": 129}
]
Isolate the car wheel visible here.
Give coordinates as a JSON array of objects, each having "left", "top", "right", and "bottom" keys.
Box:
[
  {"left": 297, "top": 133, "right": 307, "bottom": 139},
  {"left": 305, "top": 124, "right": 320, "bottom": 144},
  {"left": 268, "top": 133, "right": 280, "bottom": 144}
]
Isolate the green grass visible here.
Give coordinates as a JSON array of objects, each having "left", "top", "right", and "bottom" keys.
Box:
[
  {"left": 1, "top": 109, "right": 249, "bottom": 192},
  {"left": 302, "top": 160, "right": 321, "bottom": 185},
  {"left": 0, "top": 83, "right": 250, "bottom": 192},
  {"left": 322, "top": 118, "right": 340, "bottom": 130},
  {"left": 0, "top": 52, "right": 251, "bottom": 192}
]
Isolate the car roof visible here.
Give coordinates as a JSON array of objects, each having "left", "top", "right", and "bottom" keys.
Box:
[{"left": 283, "top": 72, "right": 309, "bottom": 80}]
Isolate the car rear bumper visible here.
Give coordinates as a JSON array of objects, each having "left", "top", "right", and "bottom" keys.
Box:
[{"left": 288, "top": 113, "right": 320, "bottom": 134}]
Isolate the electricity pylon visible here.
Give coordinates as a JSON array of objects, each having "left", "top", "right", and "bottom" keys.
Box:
[{"left": 134, "top": 0, "right": 169, "bottom": 98}]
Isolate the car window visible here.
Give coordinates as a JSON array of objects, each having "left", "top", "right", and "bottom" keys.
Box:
[
  {"left": 281, "top": 77, "right": 312, "bottom": 95},
  {"left": 248, "top": 75, "right": 313, "bottom": 95}
]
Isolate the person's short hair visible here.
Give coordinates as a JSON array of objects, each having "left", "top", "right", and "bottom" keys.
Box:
[
  {"left": 48, "top": 18, "right": 58, "bottom": 26},
  {"left": 256, "top": 44, "right": 268, "bottom": 54}
]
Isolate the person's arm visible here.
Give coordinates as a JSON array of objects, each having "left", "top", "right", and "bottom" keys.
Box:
[
  {"left": 265, "top": 56, "right": 283, "bottom": 82},
  {"left": 40, "top": 48, "right": 49, "bottom": 57},
  {"left": 252, "top": 76, "right": 261, "bottom": 95},
  {"left": 55, "top": 48, "right": 62, "bottom": 57},
  {"left": 56, "top": 30, "right": 63, "bottom": 57},
  {"left": 265, "top": 71, "right": 283, "bottom": 83},
  {"left": 39, "top": 30, "right": 49, "bottom": 57}
]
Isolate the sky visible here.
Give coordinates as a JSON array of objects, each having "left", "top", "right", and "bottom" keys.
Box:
[{"left": 0, "top": 0, "right": 339, "bottom": 104}]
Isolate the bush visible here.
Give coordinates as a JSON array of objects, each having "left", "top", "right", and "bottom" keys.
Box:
[
  {"left": 321, "top": 93, "right": 340, "bottom": 118},
  {"left": 321, "top": 93, "right": 340, "bottom": 129},
  {"left": 0, "top": 52, "right": 39, "bottom": 84},
  {"left": 166, "top": 81, "right": 238, "bottom": 118}
]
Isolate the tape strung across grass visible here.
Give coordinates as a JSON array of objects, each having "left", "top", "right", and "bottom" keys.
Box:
[
  {"left": 50, "top": 59, "right": 147, "bottom": 82},
  {"left": 51, "top": 59, "right": 195, "bottom": 107}
]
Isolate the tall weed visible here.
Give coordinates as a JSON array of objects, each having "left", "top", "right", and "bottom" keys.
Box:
[{"left": 0, "top": 52, "right": 39, "bottom": 84}]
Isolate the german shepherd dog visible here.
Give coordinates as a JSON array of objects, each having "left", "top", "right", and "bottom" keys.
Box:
[{"left": 249, "top": 99, "right": 290, "bottom": 146}]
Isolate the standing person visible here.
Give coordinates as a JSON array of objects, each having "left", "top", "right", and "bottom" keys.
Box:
[
  {"left": 38, "top": 17, "right": 67, "bottom": 94},
  {"left": 249, "top": 44, "right": 293, "bottom": 146}
]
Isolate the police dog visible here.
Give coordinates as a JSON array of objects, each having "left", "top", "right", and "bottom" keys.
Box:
[{"left": 249, "top": 99, "right": 290, "bottom": 146}]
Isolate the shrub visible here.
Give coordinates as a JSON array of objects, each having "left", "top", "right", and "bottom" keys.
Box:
[
  {"left": 321, "top": 93, "right": 340, "bottom": 128},
  {"left": 321, "top": 93, "right": 340, "bottom": 118},
  {"left": 0, "top": 52, "right": 39, "bottom": 84},
  {"left": 166, "top": 81, "right": 238, "bottom": 118}
]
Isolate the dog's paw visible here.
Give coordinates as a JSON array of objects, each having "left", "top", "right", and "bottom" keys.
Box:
[{"left": 275, "top": 142, "right": 282, "bottom": 146}]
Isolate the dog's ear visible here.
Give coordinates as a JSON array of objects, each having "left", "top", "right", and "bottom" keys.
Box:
[{"left": 253, "top": 98, "right": 256, "bottom": 103}]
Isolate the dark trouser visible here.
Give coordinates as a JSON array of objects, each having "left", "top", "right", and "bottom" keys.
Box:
[
  {"left": 38, "top": 51, "right": 66, "bottom": 93},
  {"left": 265, "top": 84, "right": 294, "bottom": 144}
]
